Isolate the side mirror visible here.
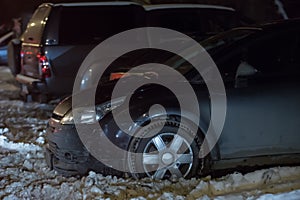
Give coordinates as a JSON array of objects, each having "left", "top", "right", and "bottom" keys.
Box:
[
  {"left": 235, "top": 61, "right": 258, "bottom": 88},
  {"left": 236, "top": 61, "right": 258, "bottom": 77}
]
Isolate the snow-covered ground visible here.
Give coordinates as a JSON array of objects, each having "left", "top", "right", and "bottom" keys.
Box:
[{"left": 0, "top": 66, "right": 300, "bottom": 199}]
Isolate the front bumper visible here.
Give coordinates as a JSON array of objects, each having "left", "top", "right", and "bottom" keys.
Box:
[{"left": 45, "top": 119, "right": 123, "bottom": 177}]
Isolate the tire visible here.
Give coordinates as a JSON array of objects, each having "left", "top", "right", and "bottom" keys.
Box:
[{"left": 127, "top": 118, "right": 204, "bottom": 180}]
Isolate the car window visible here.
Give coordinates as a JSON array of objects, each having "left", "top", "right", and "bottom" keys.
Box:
[
  {"left": 246, "top": 29, "right": 300, "bottom": 77},
  {"left": 58, "top": 5, "right": 145, "bottom": 45}
]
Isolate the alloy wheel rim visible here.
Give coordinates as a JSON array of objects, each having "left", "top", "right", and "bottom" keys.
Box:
[{"left": 142, "top": 133, "right": 194, "bottom": 179}]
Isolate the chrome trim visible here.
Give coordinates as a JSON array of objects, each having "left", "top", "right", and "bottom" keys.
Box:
[
  {"left": 144, "top": 4, "right": 235, "bottom": 12},
  {"left": 55, "top": 2, "right": 140, "bottom": 7},
  {"left": 21, "top": 42, "right": 41, "bottom": 47}
]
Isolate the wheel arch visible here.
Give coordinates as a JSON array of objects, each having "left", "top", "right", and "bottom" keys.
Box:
[{"left": 127, "top": 108, "right": 220, "bottom": 164}]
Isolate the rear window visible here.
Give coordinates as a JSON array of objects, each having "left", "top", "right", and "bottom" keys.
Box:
[
  {"left": 22, "top": 5, "right": 52, "bottom": 44},
  {"left": 58, "top": 5, "right": 145, "bottom": 45}
]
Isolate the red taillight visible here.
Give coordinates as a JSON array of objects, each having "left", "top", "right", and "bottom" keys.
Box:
[
  {"left": 38, "top": 54, "right": 51, "bottom": 78},
  {"left": 41, "top": 66, "right": 51, "bottom": 78},
  {"left": 110, "top": 72, "right": 126, "bottom": 80}
]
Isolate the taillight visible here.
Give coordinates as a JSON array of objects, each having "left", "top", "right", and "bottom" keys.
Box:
[
  {"left": 110, "top": 72, "right": 126, "bottom": 80},
  {"left": 37, "top": 54, "right": 51, "bottom": 78}
]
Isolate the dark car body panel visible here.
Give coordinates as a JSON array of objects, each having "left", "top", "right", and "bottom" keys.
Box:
[{"left": 220, "top": 78, "right": 300, "bottom": 158}]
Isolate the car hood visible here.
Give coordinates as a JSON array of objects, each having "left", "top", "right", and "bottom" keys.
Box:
[{"left": 52, "top": 80, "right": 118, "bottom": 117}]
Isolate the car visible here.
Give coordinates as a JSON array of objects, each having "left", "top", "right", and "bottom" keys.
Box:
[
  {"left": 15, "top": 2, "right": 145, "bottom": 102},
  {"left": 3, "top": 18, "right": 23, "bottom": 76},
  {"left": 0, "top": 31, "right": 14, "bottom": 65},
  {"left": 45, "top": 19, "right": 300, "bottom": 179},
  {"left": 15, "top": 2, "right": 242, "bottom": 102},
  {"left": 77, "top": 4, "right": 245, "bottom": 90}
]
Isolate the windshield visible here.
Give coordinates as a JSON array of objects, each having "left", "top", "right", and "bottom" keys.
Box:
[
  {"left": 201, "top": 28, "right": 258, "bottom": 51},
  {"left": 162, "top": 29, "right": 258, "bottom": 79},
  {"left": 91, "top": 29, "right": 258, "bottom": 85}
]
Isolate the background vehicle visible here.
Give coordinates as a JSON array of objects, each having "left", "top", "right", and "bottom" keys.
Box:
[
  {"left": 15, "top": 2, "right": 242, "bottom": 102},
  {"left": 45, "top": 19, "right": 300, "bottom": 179},
  {"left": 0, "top": 31, "right": 14, "bottom": 65},
  {"left": 16, "top": 2, "right": 145, "bottom": 102}
]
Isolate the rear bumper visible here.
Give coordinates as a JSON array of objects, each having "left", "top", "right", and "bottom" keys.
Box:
[
  {"left": 16, "top": 74, "right": 41, "bottom": 84},
  {"left": 16, "top": 74, "right": 48, "bottom": 95},
  {"left": 16, "top": 74, "right": 73, "bottom": 98}
]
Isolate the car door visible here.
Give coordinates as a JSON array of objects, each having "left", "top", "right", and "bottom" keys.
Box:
[{"left": 219, "top": 28, "right": 300, "bottom": 159}]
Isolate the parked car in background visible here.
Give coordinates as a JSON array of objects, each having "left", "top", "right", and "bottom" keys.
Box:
[
  {"left": 15, "top": 2, "right": 145, "bottom": 102},
  {"left": 1, "top": 18, "right": 22, "bottom": 71},
  {"left": 0, "top": 31, "right": 14, "bottom": 65},
  {"left": 45, "top": 19, "right": 300, "bottom": 179},
  {"left": 15, "top": 2, "right": 243, "bottom": 102}
]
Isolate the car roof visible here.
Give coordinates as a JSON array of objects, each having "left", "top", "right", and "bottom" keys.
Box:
[
  {"left": 144, "top": 4, "right": 235, "bottom": 12},
  {"left": 47, "top": 2, "right": 235, "bottom": 11}
]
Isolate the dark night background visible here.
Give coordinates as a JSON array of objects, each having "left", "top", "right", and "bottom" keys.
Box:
[{"left": 1, "top": 0, "right": 300, "bottom": 32}]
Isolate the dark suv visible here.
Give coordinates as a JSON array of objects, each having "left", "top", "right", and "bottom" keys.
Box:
[
  {"left": 16, "top": 2, "right": 241, "bottom": 102},
  {"left": 16, "top": 2, "right": 145, "bottom": 102}
]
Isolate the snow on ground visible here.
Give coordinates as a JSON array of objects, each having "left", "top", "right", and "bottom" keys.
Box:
[
  {"left": 0, "top": 66, "right": 300, "bottom": 199},
  {"left": 0, "top": 134, "right": 41, "bottom": 152}
]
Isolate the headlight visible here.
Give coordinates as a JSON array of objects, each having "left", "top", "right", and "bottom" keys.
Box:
[{"left": 60, "top": 97, "right": 125, "bottom": 125}]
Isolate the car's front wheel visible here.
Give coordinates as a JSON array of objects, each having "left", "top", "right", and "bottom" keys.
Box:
[{"left": 128, "top": 119, "right": 204, "bottom": 179}]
